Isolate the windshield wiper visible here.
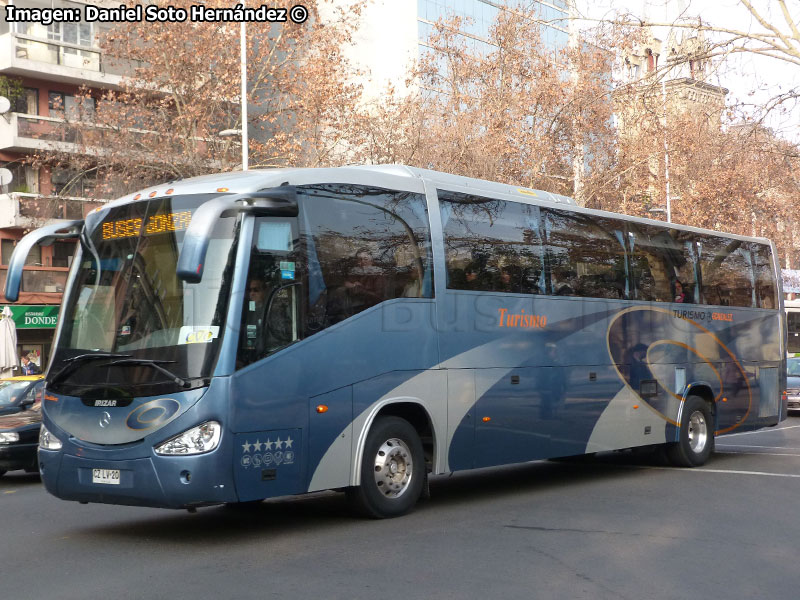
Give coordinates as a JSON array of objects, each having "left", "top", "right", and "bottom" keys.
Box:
[
  {"left": 63, "top": 352, "right": 131, "bottom": 364},
  {"left": 106, "top": 358, "right": 191, "bottom": 389},
  {"left": 50, "top": 352, "right": 132, "bottom": 385}
]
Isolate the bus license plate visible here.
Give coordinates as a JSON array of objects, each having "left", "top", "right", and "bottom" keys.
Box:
[{"left": 92, "top": 468, "right": 121, "bottom": 485}]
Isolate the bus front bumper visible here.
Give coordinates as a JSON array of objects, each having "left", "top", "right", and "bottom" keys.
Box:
[{"left": 39, "top": 449, "right": 238, "bottom": 509}]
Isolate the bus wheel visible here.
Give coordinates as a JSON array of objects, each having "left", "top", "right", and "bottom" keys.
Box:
[
  {"left": 666, "top": 395, "right": 714, "bottom": 467},
  {"left": 347, "top": 416, "right": 425, "bottom": 519}
]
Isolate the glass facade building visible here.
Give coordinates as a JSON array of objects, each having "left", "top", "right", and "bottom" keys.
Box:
[{"left": 417, "top": 0, "right": 569, "bottom": 56}]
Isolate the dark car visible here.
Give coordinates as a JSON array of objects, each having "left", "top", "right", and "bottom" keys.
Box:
[
  {"left": 0, "top": 376, "right": 45, "bottom": 477},
  {"left": 787, "top": 357, "right": 800, "bottom": 412},
  {"left": 0, "top": 375, "right": 45, "bottom": 416}
]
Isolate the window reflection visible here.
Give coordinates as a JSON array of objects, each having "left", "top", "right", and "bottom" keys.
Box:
[
  {"left": 438, "top": 190, "right": 777, "bottom": 309},
  {"left": 236, "top": 184, "right": 433, "bottom": 368},
  {"left": 626, "top": 224, "right": 697, "bottom": 303},
  {"left": 544, "top": 210, "right": 626, "bottom": 299},
  {"left": 441, "top": 190, "right": 544, "bottom": 294},
  {"left": 696, "top": 236, "right": 755, "bottom": 308}
]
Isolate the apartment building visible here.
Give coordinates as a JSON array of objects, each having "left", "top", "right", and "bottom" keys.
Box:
[{"left": 0, "top": 0, "right": 121, "bottom": 366}]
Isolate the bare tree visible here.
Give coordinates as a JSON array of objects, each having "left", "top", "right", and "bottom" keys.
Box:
[{"left": 353, "top": 5, "right": 618, "bottom": 203}]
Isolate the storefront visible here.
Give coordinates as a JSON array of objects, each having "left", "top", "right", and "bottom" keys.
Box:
[{"left": 0, "top": 304, "right": 59, "bottom": 371}]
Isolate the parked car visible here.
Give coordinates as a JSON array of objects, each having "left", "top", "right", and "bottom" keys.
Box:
[
  {"left": 0, "top": 375, "right": 45, "bottom": 416},
  {"left": 0, "top": 375, "right": 45, "bottom": 477},
  {"left": 787, "top": 357, "right": 800, "bottom": 412}
]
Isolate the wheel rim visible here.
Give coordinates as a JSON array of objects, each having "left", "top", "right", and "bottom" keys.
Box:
[
  {"left": 688, "top": 410, "right": 708, "bottom": 454},
  {"left": 373, "top": 437, "right": 413, "bottom": 498}
]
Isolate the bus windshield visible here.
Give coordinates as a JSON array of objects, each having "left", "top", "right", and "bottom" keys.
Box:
[{"left": 49, "top": 194, "right": 238, "bottom": 397}]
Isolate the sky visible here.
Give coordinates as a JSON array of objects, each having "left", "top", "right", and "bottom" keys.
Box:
[{"left": 575, "top": 0, "right": 800, "bottom": 140}]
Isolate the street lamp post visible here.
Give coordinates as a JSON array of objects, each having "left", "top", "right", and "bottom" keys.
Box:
[
  {"left": 661, "top": 79, "right": 671, "bottom": 223},
  {"left": 219, "top": 11, "right": 248, "bottom": 171},
  {"left": 240, "top": 17, "right": 248, "bottom": 171}
]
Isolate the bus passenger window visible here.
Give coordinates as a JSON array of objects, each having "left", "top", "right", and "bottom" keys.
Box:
[
  {"left": 752, "top": 243, "right": 777, "bottom": 309},
  {"left": 544, "top": 209, "right": 626, "bottom": 300},
  {"left": 299, "top": 184, "right": 432, "bottom": 326},
  {"left": 439, "top": 191, "right": 544, "bottom": 295},
  {"left": 697, "top": 236, "right": 754, "bottom": 308},
  {"left": 627, "top": 225, "right": 697, "bottom": 304}
]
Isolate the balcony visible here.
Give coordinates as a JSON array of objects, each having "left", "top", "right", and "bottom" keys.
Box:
[
  {"left": 0, "top": 267, "right": 68, "bottom": 293},
  {"left": 0, "top": 112, "right": 121, "bottom": 155},
  {"left": 0, "top": 192, "right": 105, "bottom": 229},
  {"left": 0, "top": 112, "right": 90, "bottom": 153},
  {"left": 0, "top": 111, "right": 166, "bottom": 157},
  {"left": 0, "top": 265, "right": 69, "bottom": 305},
  {"left": 0, "top": 31, "right": 127, "bottom": 88}
]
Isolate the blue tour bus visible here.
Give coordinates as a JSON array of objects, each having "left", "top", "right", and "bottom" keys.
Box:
[{"left": 4, "top": 166, "right": 786, "bottom": 517}]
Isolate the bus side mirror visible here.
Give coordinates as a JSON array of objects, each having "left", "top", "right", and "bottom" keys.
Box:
[
  {"left": 4, "top": 219, "right": 83, "bottom": 302},
  {"left": 177, "top": 187, "right": 298, "bottom": 283}
]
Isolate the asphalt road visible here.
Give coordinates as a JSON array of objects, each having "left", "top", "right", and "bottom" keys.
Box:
[{"left": 4, "top": 416, "right": 800, "bottom": 600}]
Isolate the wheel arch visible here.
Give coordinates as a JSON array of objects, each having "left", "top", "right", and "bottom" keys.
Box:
[
  {"left": 351, "top": 398, "right": 436, "bottom": 487},
  {"left": 667, "top": 389, "right": 716, "bottom": 467},
  {"left": 684, "top": 383, "right": 717, "bottom": 429},
  {"left": 671, "top": 383, "right": 716, "bottom": 443}
]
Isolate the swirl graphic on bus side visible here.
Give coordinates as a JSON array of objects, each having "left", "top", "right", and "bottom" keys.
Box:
[
  {"left": 126, "top": 398, "right": 181, "bottom": 430},
  {"left": 607, "top": 306, "right": 752, "bottom": 433}
]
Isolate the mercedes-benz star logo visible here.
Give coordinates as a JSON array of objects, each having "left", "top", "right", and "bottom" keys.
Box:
[{"left": 99, "top": 411, "right": 112, "bottom": 428}]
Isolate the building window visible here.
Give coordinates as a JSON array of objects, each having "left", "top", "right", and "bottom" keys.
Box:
[
  {"left": 48, "top": 92, "right": 66, "bottom": 119},
  {"left": 46, "top": 23, "right": 62, "bottom": 43},
  {"left": 22, "top": 270, "right": 67, "bottom": 293},
  {"left": 0, "top": 240, "right": 41, "bottom": 266},
  {"left": 1, "top": 240, "right": 15, "bottom": 265},
  {"left": 0, "top": 162, "right": 39, "bottom": 194},
  {"left": 12, "top": 88, "right": 38, "bottom": 115},
  {"left": 52, "top": 241, "right": 77, "bottom": 268},
  {"left": 646, "top": 49, "right": 654, "bottom": 72},
  {"left": 63, "top": 22, "right": 93, "bottom": 52},
  {"left": 51, "top": 168, "right": 95, "bottom": 197},
  {"left": 67, "top": 95, "right": 95, "bottom": 121},
  {"left": 46, "top": 22, "right": 93, "bottom": 49},
  {"left": 48, "top": 92, "right": 93, "bottom": 121},
  {"left": 625, "top": 59, "right": 640, "bottom": 81}
]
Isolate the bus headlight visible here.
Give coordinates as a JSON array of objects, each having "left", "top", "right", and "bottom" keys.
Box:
[
  {"left": 154, "top": 421, "right": 221, "bottom": 456},
  {"left": 39, "top": 424, "right": 62, "bottom": 450}
]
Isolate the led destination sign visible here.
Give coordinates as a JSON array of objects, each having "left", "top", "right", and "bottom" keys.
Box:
[{"left": 102, "top": 211, "right": 193, "bottom": 240}]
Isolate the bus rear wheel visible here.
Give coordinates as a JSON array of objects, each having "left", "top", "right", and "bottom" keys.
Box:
[
  {"left": 347, "top": 416, "right": 425, "bottom": 519},
  {"left": 666, "top": 395, "right": 714, "bottom": 467}
]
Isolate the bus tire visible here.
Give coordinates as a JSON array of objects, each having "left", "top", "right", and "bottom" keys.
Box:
[
  {"left": 347, "top": 416, "right": 425, "bottom": 519},
  {"left": 666, "top": 395, "right": 714, "bottom": 467}
]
